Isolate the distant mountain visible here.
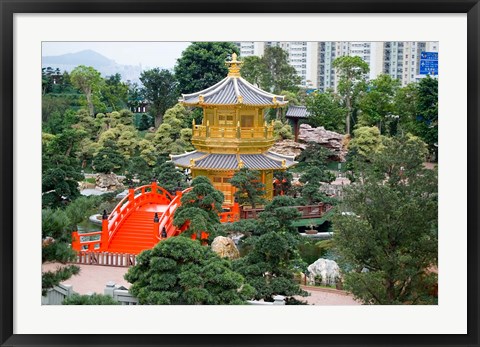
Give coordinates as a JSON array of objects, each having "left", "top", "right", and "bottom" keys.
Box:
[
  {"left": 42, "top": 49, "right": 143, "bottom": 83},
  {"left": 43, "top": 49, "right": 115, "bottom": 67}
]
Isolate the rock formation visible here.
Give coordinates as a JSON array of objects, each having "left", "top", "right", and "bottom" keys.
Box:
[
  {"left": 298, "top": 124, "right": 347, "bottom": 161},
  {"left": 270, "top": 139, "right": 306, "bottom": 158},
  {"left": 307, "top": 258, "right": 341, "bottom": 286},
  {"left": 211, "top": 236, "right": 240, "bottom": 259},
  {"left": 95, "top": 173, "right": 125, "bottom": 192}
]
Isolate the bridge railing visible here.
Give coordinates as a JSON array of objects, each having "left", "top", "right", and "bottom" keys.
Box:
[
  {"left": 240, "top": 203, "right": 332, "bottom": 220},
  {"left": 105, "top": 182, "right": 173, "bottom": 248},
  {"left": 219, "top": 203, "right": 240, "bottom": 223},
  {"left": 71, "top": 231, "right": 102, "bottom": 252},
  {"left": 154, "top": 187, "right": 192, "bottom": 242},
  {"left": 72, "top": 182, "right": 174, "bottom": 252}
]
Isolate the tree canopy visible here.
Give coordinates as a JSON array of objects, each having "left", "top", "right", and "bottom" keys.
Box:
[
  {"left": 358, "top": 74, "right": 400, "bottom": 134},
  {"left": 333, "top": 56, "right": 369, "bottom": 134},
  {"left": 140, "top": 68, "right": 178, "bottom": 127},
  {"left": 333, "top": 135, "right": 437, "bottom": 304},
  {"left": 174, "top": 42, "right": 239, "bottom": 94},
  {"left": 173, "top": 176, "right": 224, "bottom": 240},
  {"left": 241, "top": 46, "right": 301, "bottom": 94},
  {"left": 234, "top": 196, "right": 307, "bottom": 302},
  {"left": 70, "top": 65, "right": 104, "bottom": 116},
  {"left": 305, "top": 90, "right": 346, "bottom": 133},
  {"left": 124, "top": 237, "right": 255, "bottom": 304},
  {"left": 229, "top": 168, "right": 266, "bottom": 209}
]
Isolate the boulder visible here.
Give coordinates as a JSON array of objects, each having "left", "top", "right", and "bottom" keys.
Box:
[
  {"left": 95, "top": 173, "right": 125, "bottom": 192},
  {"left": 298, "top": 124, "right": 347, "bottom": 161},
  {"left": 211, "top": 236, "right": 240, "bottom": 259},
  {"left": 307, "top": 258, "right": 341, "bottom": 286},
  {"left": 270, "top": 139, "right": 306, "bottom": 158}
]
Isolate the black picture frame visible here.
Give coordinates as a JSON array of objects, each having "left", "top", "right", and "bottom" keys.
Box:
[{"left": 1, "top": 1, "right": 479, "bottom": 346}]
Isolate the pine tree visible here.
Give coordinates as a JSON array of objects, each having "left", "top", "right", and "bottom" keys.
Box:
[{"left": 333, "top": 135, "right": 437, "bottom": 304}]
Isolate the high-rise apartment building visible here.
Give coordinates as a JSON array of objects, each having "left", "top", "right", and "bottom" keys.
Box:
[
  {"left": 235, "top": 41, "right": 312, "bottom": 88},
  {"left": 235, "top": 41, "right": 438, "bottom": 91}
]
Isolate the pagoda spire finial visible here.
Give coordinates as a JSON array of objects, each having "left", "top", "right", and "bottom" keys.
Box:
[{"left": 226, "top": 52, "right": 243, "bottom": 77}]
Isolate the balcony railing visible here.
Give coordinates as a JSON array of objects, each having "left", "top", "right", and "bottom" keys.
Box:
[{"left": 193, "top": 124, "right": 274, "bottom": 140}]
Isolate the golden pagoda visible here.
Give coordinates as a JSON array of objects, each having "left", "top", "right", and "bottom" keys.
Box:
[{"left": 171, "top": 53, "right": 296, "bottom": 206}]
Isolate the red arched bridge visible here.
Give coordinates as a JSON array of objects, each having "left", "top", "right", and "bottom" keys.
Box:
[
  {"left": 71, "top": 182, "right": 332, "bottom": 256},
  {"left": 72, "top": 182, "right": 239, "bottom": 255}
]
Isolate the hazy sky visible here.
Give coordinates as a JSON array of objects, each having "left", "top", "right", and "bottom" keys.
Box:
[{"left": 42, "top": 42, "right": 191, "bottom": 69}]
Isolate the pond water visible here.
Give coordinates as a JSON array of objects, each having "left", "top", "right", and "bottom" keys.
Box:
[{"left": 77, "top": 220, "right": 101, "bottom": 233}]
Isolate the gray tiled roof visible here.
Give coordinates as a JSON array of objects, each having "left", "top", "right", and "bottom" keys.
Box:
[
  {"left": 180, "top": 76, "right": 287, "bottom": 107},
  {"left": 240, "top": 154, "right": 283, "bottom": 169},
  {"left": 169, "top": 151, "right": 206, "bottom": 167},
  {"left": 170, "top": 151, "right": 297, "bottom": 170},
  {"left": 265, "top": 151, "right": 297, "bottom": 168},
  {"left": 286, "top": 105, "right": 309, "bottom": 118},
  {"left": 195, "top": 154, "right": 238, "bottom": 170}
]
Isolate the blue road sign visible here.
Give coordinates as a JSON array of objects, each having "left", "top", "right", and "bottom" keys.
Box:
[
  {"left": 420, "top": 52, "right": 438, "bottom": 60},
  {"left": 419, "top": 60, "right": 438, "bottom": 75},
  {"left": 419, "top": 51, "right": 438, "bottom": 75}
]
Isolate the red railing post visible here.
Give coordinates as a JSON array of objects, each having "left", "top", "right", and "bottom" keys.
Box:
[
  {"left": 151, "top": 180, "right": 157, "bottom": 195},
  {"left": 128, "top": 186, "right": 135, "bottom": 203},
  {"left": 101, "top": 210, "right": 109, "bottom": 250},
  {"left": 71, "top": 231, "right": 80, "bottom": 251},
  {"left": 232, "top": 202, "right": 240, "bottom": 221}
]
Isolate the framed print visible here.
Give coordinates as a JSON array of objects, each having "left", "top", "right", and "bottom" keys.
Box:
[{"left": 1, "top": 1, "right": 479, "bottom": 346}]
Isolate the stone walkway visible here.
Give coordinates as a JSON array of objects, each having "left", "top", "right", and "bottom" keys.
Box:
[{"left": 42, "top": 263, "right": 360, "bottom": 305}]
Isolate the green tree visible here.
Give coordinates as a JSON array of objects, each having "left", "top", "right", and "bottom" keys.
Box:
[
  {"left": 140, "top": 68, "right": 178, "bottom": 127},
  {"left": 348, "top": 126, "right": 384, "bottom": 159},
  {"left": 358, "top": 74, "right": 400, "bottom": 134},
  {"left": 124, "top": 237, "right": 255, "bottom": 304},
  {"left": 124, "top": 156, "right": 153, "bottom": 186},
  {"left": 173, "top": 176, "right": 224, "bottom": 240},
  {"left": 296, "top": 142, "right": 336, "bottom": 204},
  {"left": 92, "top": 140, "right": 126, "bottom": 174},
  {"left": 238, "top": 55, "right": 266, "bottom": 86},
  {"left": 41, "top": 208, "right": 80, "bottom": 296},
  {"left": 42, "top": 129, "right": 84, "bottom": 208},
  {"left": 174, "top": 42, "right": 239, "bottom": 94},
  {"left": 234, "top": 231, "right": 307, "bottom": 302},
  {"left": 138, "top": 113, "right": 153, "bottom": 131},
  {"left": 333, "top": 135, "right": 437, "bottom": 304},
  {"left": 63, "top": 293, "right": 120, "bottom": 305},
  {"left": 154, "top": 161, "right": 188, "bottom": 194},
  {"left": 394, "top": 83, "right": 418, "bottom": 135},
  {"left": 234, "top": 196, "right": 307, "bottom": 302},
  {"left": 414, "top": 76, "right": 438, "bottom": 159},
  {"left": 256, "top": 196, "right": 302, "bottom": 234},
  {"left": 152, "top": 104, "right": 194, "bottom": 155},
  {"left": 273, "top": 170, "right": 294, "bottom": 197},
  {"left": 305, "top": 90, "right": 346, "bottom": 132},
  {"left": 240, "top": 46, "right": 301, "bottom": 94},
  {"left": 229, "top": 168, "right": 266, "bottom": 208},
  {"left": 70, "top": 65, "right": 104, "bottom": 116},
  {"left": 333, "top": 56, "right": 369, "bottom": 134},
  {"left": 101, "top": 73, "right": 129, "bottom": 111},
  {"left": 272, "top": 120, "right": 294, "bottom": 140}
]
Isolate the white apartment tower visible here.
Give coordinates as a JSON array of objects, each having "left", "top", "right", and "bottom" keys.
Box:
[
  {"left": 235, "top": 41, "right": 438, "bottom": 91},
  {"left": 236, "top": 41, "right": 314, "bottom": 88}
]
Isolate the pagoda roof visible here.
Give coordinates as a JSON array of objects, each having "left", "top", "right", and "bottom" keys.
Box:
[
  {"left": 286, "top": 105, "right": 309, "bottom": 118},
  {"left": 170, "top": 151, "right": 296, "bottom": 171},
  {"left": 179, "top": 53, "right": 288, "bottom": 107},
  {"left": 180, "top": 77, "right": 288, "bottom": 107}
]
